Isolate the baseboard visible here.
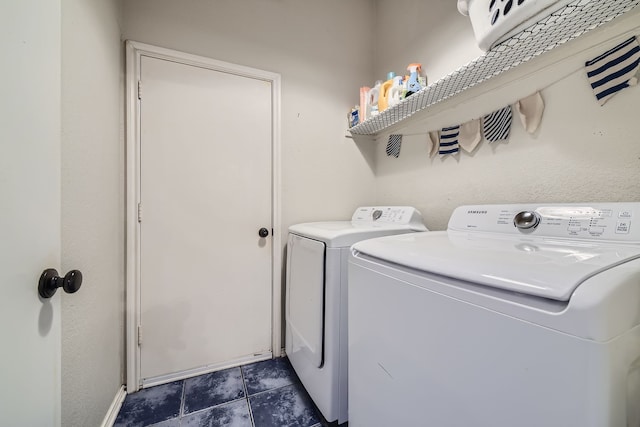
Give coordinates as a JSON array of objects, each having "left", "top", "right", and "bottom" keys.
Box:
[{"left": 100, "top": 385, "right": 127, "bottom": 427}]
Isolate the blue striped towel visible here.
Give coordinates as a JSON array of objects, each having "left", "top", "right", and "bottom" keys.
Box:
[
  {"left": 483, "top": 106, "right": 512, "bottom": 143},
  {"left": 585, "top": 36, "right": 640, "bottom": 106},
  {"left": 386, "top": 134, "right": 402, "bottom": 158},
  {"left": 439, "top": 126, "right": 460, "bottom": 156}
]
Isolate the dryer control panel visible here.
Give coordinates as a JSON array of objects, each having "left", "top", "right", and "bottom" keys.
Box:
[
  {"left": 352, "top": 206, "right": 426, "bottom": 230},
  {"left": 448, "top": 203, "right": 640, "bottom": 243}
]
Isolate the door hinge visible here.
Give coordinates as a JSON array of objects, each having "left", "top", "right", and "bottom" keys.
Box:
[
  {"left": 137, "top": 80, "right": 142, "bottom": 100},
  {"left": 137, "top": 325, "right": 142, "bottom": 346},
  {"left": 137, "top": 202, "right": 142, "bottom": 223}
]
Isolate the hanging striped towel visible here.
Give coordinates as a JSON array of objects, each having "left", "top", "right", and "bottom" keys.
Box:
[
  {"left": 585, "top": 36, "right": 640, "bottom": 106},
  {"left": 439, "top": 126, "right": 460, "bottom": 156},
  {"left": 386, "top": 134, "right": 402, "bottom": 158},
  {"left": 483, "top": 106, "right": 512, "bottom": 142}
]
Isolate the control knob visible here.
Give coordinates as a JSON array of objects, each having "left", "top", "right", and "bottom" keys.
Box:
[{"left": 513, "top": 211, "right": 540, "bottom": 230}]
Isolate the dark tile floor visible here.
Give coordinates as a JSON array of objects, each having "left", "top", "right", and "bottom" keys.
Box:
[{"left": 114, "top": 357, "right": 323, "bottom": 427}]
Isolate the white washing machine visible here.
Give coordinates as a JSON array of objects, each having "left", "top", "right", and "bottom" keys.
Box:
[
  {"left": 349, "top": 203, "right": 640, "bottom": 427},
  {"left": 285, "top": 206, "right": 427, "bottom": 425}
]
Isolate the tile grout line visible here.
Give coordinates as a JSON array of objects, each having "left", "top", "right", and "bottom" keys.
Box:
[
  {"left": 240, "top": 365, "right": 256, "bottom": 427},
  {"left": 179, "top": 380, "right": 186, "bottom": 419},
  {"left": 246, "top": 379, "right": 300, "bottom": 398},
  {"left": 178, "top": 396, "right": 247, "bottom": 418}
]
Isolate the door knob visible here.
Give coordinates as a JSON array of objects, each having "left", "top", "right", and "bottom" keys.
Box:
[
  {"left": 258, "top": 227, "right": 269, "bottom": 238},
  {"left": 38, "top": 268, "right": 83, "bottom": 299}
]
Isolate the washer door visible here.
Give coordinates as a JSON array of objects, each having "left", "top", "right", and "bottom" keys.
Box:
[{"left": 286, "top": 233, "right": 325, "bottom": 368}]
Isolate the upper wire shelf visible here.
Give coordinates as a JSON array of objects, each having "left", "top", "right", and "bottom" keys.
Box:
[{"left": 348, "top": 0, "right": 640, "bottom": 136}]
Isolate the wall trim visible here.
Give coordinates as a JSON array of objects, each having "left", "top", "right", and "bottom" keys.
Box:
[
  {"left": 125, "top": 40, "right": 282, "bottom": 391},
  {"left": 100, "top": 385, "right": 126, "bottom": 427}
]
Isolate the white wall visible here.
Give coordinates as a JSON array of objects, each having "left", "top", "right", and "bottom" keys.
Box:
[
  {"left": 122, "top": 0, "right": 378, "bottom": 234},
  {"left": 372, "top": 0, "right": 640, "bottom": 231},
  {"left": 61, "top": 0, "right": 125, "bottom": 425},
  {"left": 373, "top": 0, "right": 482, "bottom": 84}
]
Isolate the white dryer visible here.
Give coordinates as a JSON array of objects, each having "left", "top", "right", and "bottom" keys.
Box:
[
  {"left": 286, "top": 206, "right": 426, "bottom": 425},
  {"left": 349, "top": 203, "right": 640, "bottom": 427}
]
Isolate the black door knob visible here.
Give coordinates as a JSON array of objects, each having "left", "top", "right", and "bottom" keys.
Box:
[
  {"left": 258, "top": 227, "right": 269, "bottom": 238},
  {"left": 38, "top": 269, "right": 83, "bottom": 299}
]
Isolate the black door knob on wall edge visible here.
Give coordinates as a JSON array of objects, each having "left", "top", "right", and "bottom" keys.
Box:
[
  {"left": 258, "top": 228, "right": 269, "bottom": 238},
  {"left": 38, "top": 269, "right": 83, "bottom": 299}
]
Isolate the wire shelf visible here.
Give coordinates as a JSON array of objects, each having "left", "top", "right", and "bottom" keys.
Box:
[{"left": 349, "top": 0, "right": 640, "bottom": 136}]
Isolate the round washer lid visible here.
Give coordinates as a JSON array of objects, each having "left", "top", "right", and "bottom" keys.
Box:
[
  {"left": 352, "top": 231, "right": 640, "bottom": 301},
  {"left": 289, "top": 221, "right": 422, "bottom": 248}
]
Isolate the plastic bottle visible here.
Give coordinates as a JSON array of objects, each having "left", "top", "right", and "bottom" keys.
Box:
[
  {"left": 359, "top": 86, "right": 370, "bottom": 123},
  {"left": 406, "top": 63, "right": 423, "bottom": 97},
  {"left": 378, "top": 72, "right": 399, "bottom": 113},
  {"left": 379, "top": 80, "right": 394, "bottom": 113},
  {"left": 348, "top": 106, "right": 359, "bottom": 128},
  {"left": 387, "top": 76, "right": 405, "bottom": 108},
  {"left": 367, "top": 81, "right": 382, "bottom": 118}
]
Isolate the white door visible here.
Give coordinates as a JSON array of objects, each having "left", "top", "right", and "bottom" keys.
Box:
[
  {"left": 137, "top": 53, "right": 275, "bottom": 385},
  {"left": 0, "top": 1, "right": 62, "bottom": 425}
]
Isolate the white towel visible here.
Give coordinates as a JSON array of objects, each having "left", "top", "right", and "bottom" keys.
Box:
[
  {"left": 515, "top": 92, "right": 545, "bottom": 134},
  {"left": 458, "top": 119, "right": 482, "bottom": 153},
  {"left": 586, "top": 36, "right": 640, "bottom": 106},
  {"left": 428, "top": 131, "right": 439, "bottom": 157}
]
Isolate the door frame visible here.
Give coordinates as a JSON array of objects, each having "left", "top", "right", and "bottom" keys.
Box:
[{"left": 125, "top": 40, "right": 282, "bottom": 391}]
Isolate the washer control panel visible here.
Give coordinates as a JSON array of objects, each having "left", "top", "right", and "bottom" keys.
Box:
[
  {"left": 352, "top": 206, "right": 426, "bottom": 230},
  {"left": 448, "top": 203, "right": 640, "bottom": 242}
]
